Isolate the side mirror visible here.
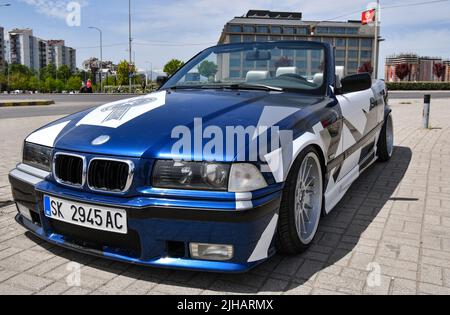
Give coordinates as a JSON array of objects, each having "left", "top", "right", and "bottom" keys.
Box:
[
  {"left": 339, "top": 73, "right": 372, "bottom": 94},
  {"left": 156, "top": 75, "right": 168, "bottom": 86}
]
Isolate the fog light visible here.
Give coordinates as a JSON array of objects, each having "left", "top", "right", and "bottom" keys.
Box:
[
  {"left": 17, "top": 203, "right": 33, "bottom": 222},
  {"left": 190, "top": 243, "right": 234, "bottom": 261}
]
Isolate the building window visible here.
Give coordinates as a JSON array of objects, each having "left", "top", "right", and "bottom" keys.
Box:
[
  {"left": 346, "top": 28, "right": 359, "bottom": 35},
  {"left": 243, "top": 60, "right": 255, "bottom": 68},
  {"left": 348, "top": 50, "right": 358, "bottom": 60},
  {"left": 316, "top": 27, "right": 328, "bottom": 34},
  {"left": 335, "top": 50, "right": 346, "bottom": 59},
  {"left": 230, "top": 70, "right": 241, "bottom": 78},
  {"left": 297, "top": 28, "right": 308, "bottom": 35},
  {"left": 270, "top": 35, "right": 281, "bottom": 41},
  {"left": 243, "top": 25, "right": 255, "bottom": 33},
  {"left": 228, "top": 25, "right": 242, "bottom": 33},
  {"left": 283, "top": 27, "right": 295, "bottom": 35},
  {"left": 336, "top": 60, "right": 345, "bottom": 67},
  {"left": 230, "top": 35, "right": 241, "bottom": 43},
  {"left": 321, "top": 37, "right": 334, "bottom": 45},
  {"left": 272, "top": 48, "right": 282, "bottom": 57},
  {"left": 271, "top": 26, "right": 282, "bottom": 34},
  {"left": 336, "top": 38, "right": 346, "bottom": 47},
  {"left": 360, "top": 50, "right": 372, "bottom": 60},
  {"left": 361, "top": 39, "right": 372, "bottom": 48},
  {"left": 329, "top": 27, "right": 345, "bottom": 34},
  {"left": 256, "top": 35, "right": 268, "bottom": 41},
  {"left": 296, "top": 50, "right": 307, "bottom": 58},
  {"left": 230, "top": 58, "right": 241, "bottom": 67},
  {"left": 256, "top": 26, "right": 269, "bottom": 33},
  {"left": 348, "top": 38, "right": 359, "bottom": 48},
  {"left": 243, "top": 35, "right": 255, "bottom": 42},
  {"left": 295, "top": 60, "right": 307, "bottom": 69},
  {"left": 347, "top": 61, "right": 358, "bottom": 72},
  {"left": 283, "top": 50, "right": 295, "bottom": 57}
]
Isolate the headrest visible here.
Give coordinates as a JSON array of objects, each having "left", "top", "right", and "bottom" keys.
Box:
[
  {"left": 246, "top": 71, "right": 270, "bottom": 82},
  {"left": 313, "top": 73, "right": 324, "bottom": 85},
  {"left": 276, "top": 67, "right": 297, "bottom": 77}
]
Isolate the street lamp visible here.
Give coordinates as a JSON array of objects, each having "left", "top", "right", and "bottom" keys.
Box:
[
  {"left": 128, "top": 0, "right": 133, "bottom": 93},
  {"left": 88, "top": 26, "right": 103, "bottom": 93}
]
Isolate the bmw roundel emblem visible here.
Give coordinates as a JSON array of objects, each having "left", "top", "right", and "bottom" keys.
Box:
[{"left": 92, "top": 135, "right": 110, "bottom": 146}]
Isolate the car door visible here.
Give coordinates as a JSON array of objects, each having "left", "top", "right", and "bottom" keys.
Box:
[{"left": 335, "top": 86, "right": 378, "bottom": 182}]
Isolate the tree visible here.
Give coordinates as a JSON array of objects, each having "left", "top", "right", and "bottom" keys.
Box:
[
  {"left": 0, "top": 74, "right": 6, "bottom": 91},
  {"left": 43, "top": 77, "right": 57, "bottom": 93},
  {"left": 117, "top": 60, "right": 136, "bottom": 86},
  {"left": 9, "top": 64, "right": 33, "bottom": 76},
  {"left": 28, "top": 76, "right": 40, "bottom": 91},
  {"left": 66, "top": 76, "right": 82, "bottom": 91},
  {"left": 40, "top": 64, "right": 57, "bottom": 81},
  {"left": 57, "top": 65, "right": 72, "bottom": 83},
  {"left": 358, "top": 62, "right": 374, "bottom": 75},
  {"left": 433, "top": 63, "right": 445, "bottom": 81},
  {"left": 197, "top": 61, "right": 218, "bottom": 80},
  {"left": 395, "top": 64, "right": 410, "bottom": 81},
  {"left": 163, "top": 59, "right": 184, "bottom": 77},
  {"left": 9, "top": 73, "right": 29, "bottom": 90}
]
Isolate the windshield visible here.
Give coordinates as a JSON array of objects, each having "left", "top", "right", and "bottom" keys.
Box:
[{"left": 163, "top": 41, "right": 327, "bottom": 93}]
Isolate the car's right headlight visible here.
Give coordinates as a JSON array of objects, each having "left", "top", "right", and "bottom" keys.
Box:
[
  {"left": 22, "top": 142, "right": 53, "bottom": 172},
  {"left": 152, "top": 160, "right": 267, "bottom": 192}
]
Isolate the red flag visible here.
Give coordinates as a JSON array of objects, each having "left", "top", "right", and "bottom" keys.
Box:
[{"left": 362, "top": 9, "right": 376, "bottom": 25}]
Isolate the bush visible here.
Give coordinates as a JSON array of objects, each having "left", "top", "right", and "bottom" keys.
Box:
[{"left": 386, "top": 82, "right": 450, "bottom": 90}]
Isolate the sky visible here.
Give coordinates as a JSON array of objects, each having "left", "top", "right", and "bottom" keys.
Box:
[{"left": 1, "top": 0, "right": 450, "bottom": 75}]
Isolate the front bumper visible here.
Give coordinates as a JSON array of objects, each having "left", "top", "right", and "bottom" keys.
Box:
[{"left": 9, "top": 164, "right": 282, "bottom": 273}]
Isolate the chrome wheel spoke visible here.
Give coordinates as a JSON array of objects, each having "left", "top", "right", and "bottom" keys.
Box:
[
  {"left": 294, "top": 152, "right": 323, "bottom": 244},
  {"left": 299, "top": 212, "right": 307, "bottom": 234},
  {"left": 303, "top": 207, "right": 311, "bottom": 222}
]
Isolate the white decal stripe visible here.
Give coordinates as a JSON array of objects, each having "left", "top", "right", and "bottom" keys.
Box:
[
  {"left": 76, "top": 91, "right": 166, "bottom": 129},
  {"left": 235, "top": 200, "right": 253, "bottom": 210},
  {"left": 26, "top": 121, "right": 71, "bottom": 147},
  {"left": 248, "top": 214, "right": 279, "bottom": 262},
  {"left": 235, "top": 192, "right": 252, "bottom": 201},
  {"left": 252, "top": 106, "right": 301, "bottom": 140}
]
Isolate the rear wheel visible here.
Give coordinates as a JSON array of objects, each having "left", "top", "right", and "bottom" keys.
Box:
[
  {"left": 377, "top": 114, "right": 394, "bottom": 162},
  {"left": 276, "top": 147, "right": 323, "bottom": 254}
]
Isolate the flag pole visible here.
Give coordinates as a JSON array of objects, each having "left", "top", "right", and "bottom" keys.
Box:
[{"left": 373, "top": 0, "right": 380, "bottom": 79}]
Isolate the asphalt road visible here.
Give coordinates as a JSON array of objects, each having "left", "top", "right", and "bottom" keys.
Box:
[
  {"left": 1, "top": 91, "right": 449, "bottom": 119},
  {"left": 0, "top": 94, "right": 132, "bottom": 119}
]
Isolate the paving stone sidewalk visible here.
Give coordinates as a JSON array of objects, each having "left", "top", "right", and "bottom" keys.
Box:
[{"left": 0, "top": 98, "right": 450, "bottom": 295}]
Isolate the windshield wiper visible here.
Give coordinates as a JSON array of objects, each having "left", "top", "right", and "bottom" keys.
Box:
[
  {"left": 227, "top": 83, "right": 284, "bottom": 92},
  {"left": 166, "top": 83, "right": 284, "bottom": 92}
]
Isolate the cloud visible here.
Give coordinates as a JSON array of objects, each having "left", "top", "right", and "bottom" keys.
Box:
[
  {"left": 18, "top": 0, "right": 88, "bottom": 20},
  {"left": 66, "top": 0, "right": 450, "bottom": 72}
]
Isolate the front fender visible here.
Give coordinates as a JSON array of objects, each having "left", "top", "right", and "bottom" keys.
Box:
[{"left": 264, "top": 123, "right": 328, "bottom": 183}]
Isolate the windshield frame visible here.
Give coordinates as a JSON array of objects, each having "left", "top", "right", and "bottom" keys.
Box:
[{"left": 161, "top": 41, "right": 332, "bottom": 96}]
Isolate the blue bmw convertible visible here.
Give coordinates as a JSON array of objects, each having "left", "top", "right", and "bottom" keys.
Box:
[{"left": 9, "top": 41, "right": 392, "bottom": 272}]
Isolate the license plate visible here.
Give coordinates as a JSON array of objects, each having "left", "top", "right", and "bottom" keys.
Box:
[{"left": 43, "top": 196, "right": 128, "bottom": 234}]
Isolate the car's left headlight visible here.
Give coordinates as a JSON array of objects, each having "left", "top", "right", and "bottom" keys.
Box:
[
  {"left": 22, "top": 142, "right": 53, "bottom": 172},
  {"left": 152, "top": 160, "right": 268, "bottom": 192}
]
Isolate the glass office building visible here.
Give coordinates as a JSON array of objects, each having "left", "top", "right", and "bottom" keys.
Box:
[{"left": 218, "top": 10, "right": 376, "bottom": 76}]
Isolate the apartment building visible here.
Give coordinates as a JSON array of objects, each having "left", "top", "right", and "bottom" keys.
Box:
[{"left": 8, "top": 28, "right": 76, "bottom": 72}]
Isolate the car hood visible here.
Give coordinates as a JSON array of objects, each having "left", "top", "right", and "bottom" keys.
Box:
[{"left": 26, "top": 89, "right": 326, "bottom": 160}]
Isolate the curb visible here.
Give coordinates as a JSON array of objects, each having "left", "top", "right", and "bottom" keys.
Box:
[{"left": 0, "top": 100, "right": 55, "bottom": 107}]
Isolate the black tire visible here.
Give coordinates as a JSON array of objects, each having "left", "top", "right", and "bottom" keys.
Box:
[
  {"left": 276, "top": 146, "right": 324, "bottom": 255},
  {"left": 377, "top": 114, "right": 394, "bottom": 162}
]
